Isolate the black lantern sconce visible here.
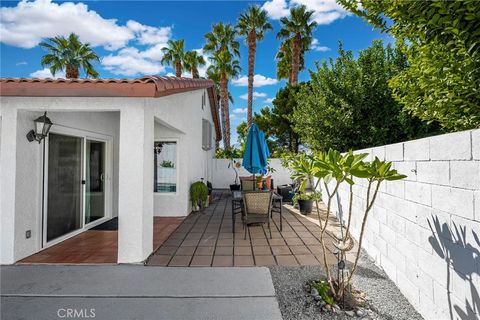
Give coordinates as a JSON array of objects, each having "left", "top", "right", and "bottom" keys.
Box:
[
  {"left": 26, "top": 112, "right": 53, "bottom": 143},
  {"left": 154, "top": 142, "right": 164, "bottom": 154}
]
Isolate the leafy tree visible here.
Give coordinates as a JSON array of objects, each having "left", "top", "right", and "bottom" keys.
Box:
[
  {"left": 277, "top": 5, "right": 317, "bottom": 86},
  {"left": 39, "top": 33, "right": 99, "bottom": 79},
  {"left": 161, "top": 39, "right": 186, "bottom": 77},
  {"left": 237, "top": 5, "right": 272, "bottom": 126},
  {"left": 339, "top": 0, "right": 480, "bottom": 130},
  {"left": 293, "top": 40, "right": 441, "bottom": 152},
  {"left": 183, "top": 50, "right": 206, "bottom": 78},
  {"left": 236, "top": 84, "right": 303, "bottom": 155}
]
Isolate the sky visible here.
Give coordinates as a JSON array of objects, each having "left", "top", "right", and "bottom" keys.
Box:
[{"left": 0, "top": 0, "right": 392, "bottom": 145}]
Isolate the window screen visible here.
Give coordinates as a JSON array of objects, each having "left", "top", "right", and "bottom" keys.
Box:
[{"left": 202, "top": 119, "right": 213, "bottom": 150}]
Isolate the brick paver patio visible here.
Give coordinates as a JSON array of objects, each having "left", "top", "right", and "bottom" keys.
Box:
[{"left": 147, "top": 191, "right": 344, "bottom": 267}]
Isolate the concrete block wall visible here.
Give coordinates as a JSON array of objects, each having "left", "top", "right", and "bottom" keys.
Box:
[{"left": 330, "top": 129, "right": 480, "bottom": 320}]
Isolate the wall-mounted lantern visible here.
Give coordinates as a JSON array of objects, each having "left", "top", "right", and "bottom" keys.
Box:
[
  {"left": 26, "top": 112, "right": 52, "bottom": 143},
  {"left": 154, "top": 142, "right": 164, "bottom": 154}
]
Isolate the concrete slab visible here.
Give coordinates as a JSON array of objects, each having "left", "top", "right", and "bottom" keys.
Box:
[
  {"left": 1, "top": 297, "right": 282, "bottom": 320},
  {"left": 1, "top": 265, "right": 275, "bottom": 297},
  {"left": 1, "top": 265, "right": 282, "bottom": 320}
]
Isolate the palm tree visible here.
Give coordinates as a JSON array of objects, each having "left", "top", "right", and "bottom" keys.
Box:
[
  {"left": 207, "top": 51, "right": 241, "bottom": 150},
  {"left": 183, "top": 50, "right": 206, "bottom": 78},
  {"left": 236, "top": 5, "right": 272, "bottom": 126},
  {"left": 39, "top": 33, "right": 99, "bottom": 79},
  {"left": 206, "top": 67, "right": 227, "bottom": 150},
  {"left": 276, "top": 37, "right": 309, "bottom": 83},
  {"left": 204, "top": 23, "right": 241, "bottom": 149},
  {"left": 204, "top": 23, "right": 240, "bottom": 57},
  {"left": 161, "top": 39, "right": 186, "bottom": 77},
  {"left": 277, "top": 5, "right": 317, "bottom": 86}
]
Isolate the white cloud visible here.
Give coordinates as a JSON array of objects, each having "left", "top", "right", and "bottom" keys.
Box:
[
  {"left": 16, "top": 61, "right": 28, "bottom": 66},
  {"left": 264, "top": 98, "right": 274, "bottom": 104},
  {"left": 0, "top": 0, "right": 175, "bottom": 81},
  {"left": 229, "top": 114, "right": 237, "bottom": 120},
  {"left": 262, "top": 0, "right": 350, "bottom": 25},
  {"left": 30, "top": 67, "right": 65, "bottom": 78},
  {"left": 102, "top": 47, "right": 165, "bottom": 76},
  {"left": 232, "top": 74, "right": 279, "bottom": 87},
  {"left": 310, "top": 38, "right": 331, "bottom": 52},
  {"left": 126, "top": 20, "right": 171, "bottom": 46},
  {"left": 0, "top": 0, "right": 134, "bottom": 50},
  {"left": 293, "top": 0, "right": 350, "bottom": 24},
  {"left": 240, "top": 92, "right": 267, "bottom": 100},
  {"left": 261, "top": 0, "right": 290, "bottom": 19},
  {"left": 233, "top": 108, "right": 247, "bottom": 114}
]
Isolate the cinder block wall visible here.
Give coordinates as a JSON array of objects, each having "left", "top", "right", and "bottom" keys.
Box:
[{"left": 330, "top": 129, "right": 479, "bottom": 320}]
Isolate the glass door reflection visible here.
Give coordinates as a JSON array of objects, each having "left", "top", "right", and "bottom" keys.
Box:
[{"left": 85, "top": 140, "right": 105, "bottom": 224}]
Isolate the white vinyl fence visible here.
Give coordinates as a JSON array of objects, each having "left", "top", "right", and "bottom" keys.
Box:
[{"left": 211, "top": 158, "right": 292, "bottom": 189}]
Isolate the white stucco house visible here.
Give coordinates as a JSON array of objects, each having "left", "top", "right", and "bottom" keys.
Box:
[{"left": 0, "top": 76, "right": 221, "bottom": 265}]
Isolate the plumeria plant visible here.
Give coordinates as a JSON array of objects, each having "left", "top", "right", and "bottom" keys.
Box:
[{"left": 287, "top": 149, "right": 407, "bottom": 308}]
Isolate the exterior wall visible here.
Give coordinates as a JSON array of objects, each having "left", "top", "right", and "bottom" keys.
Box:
[
  {"left": 211, "top": 158, "right": 292, "bottom": 189},
  {"left": 1, "top": 108, "right": 120, "bottom": 263},
  {"left": 329, "top": 129, "right": 480, "bottom": 320},
  {"left": 0, "top": 90, "right": 215, "bottom": 264},
  {"left": 149, "top": 89, "right": 215, "bottom": 216}
]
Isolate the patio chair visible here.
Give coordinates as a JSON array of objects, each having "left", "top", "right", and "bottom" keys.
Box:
[
  {"left": 241, "top": 179, "right": 255, "bottom": 191},
  {"left": 242, "top": 191, "right": 273, "bottom": 239}
]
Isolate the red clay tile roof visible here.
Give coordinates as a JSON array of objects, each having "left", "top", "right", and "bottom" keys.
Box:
[{"left": 0, "top": 76, "right": 221, "bottom": 141}]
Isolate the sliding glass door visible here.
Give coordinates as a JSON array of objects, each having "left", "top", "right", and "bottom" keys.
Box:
[
  {"left": 46, "top": 133, "right": 83, "bottom": 242},
  {"left": 44, "top": 131, "right": 110, "bottom": 245}
]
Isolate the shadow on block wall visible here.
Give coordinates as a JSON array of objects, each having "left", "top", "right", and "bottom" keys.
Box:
[{"left": 428, "top": 215, "right": 480, "bottom": 320}]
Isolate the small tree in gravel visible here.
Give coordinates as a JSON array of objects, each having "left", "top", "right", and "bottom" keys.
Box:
[
  {"left": 289, "top": 150, "right": 407, "bottom": 307},
  {"left": 311, "top": 150, "right": 368, "bottom": 297},
  {"left": 337, "top": 157, "right": 406, "bottom": 300}
]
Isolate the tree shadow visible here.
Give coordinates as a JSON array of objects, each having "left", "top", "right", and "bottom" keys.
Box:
[{"left": 428, "top": 215, "right": 480, "bottom": 320}]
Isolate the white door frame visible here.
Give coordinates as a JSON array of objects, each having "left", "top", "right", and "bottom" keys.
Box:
[{"left": 42, "top": 125, "right": 113, "bottom": 248}]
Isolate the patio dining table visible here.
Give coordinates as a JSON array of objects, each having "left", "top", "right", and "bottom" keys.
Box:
[{"left": 231, "top": 190, "right": 283, "bottom": 233}]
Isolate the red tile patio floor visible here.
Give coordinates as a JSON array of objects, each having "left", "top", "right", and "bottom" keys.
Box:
[
  {"left": 18, "top": 217, "right": 183, "bottom": 264},
  {"left": 147, "top": 191, "right": 345, "bottom": 267}
]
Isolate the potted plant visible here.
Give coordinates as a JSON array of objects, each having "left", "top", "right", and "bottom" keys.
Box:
[
  {"left": 293, "top": 192, "right": 321, "bottom": 214},
  {"left": 228, "top": 159, "right": 241, "bottom": 191},
  {"left": 190, "top": 181, "right": 208, "bottom": 212},
  {"left": 255, "top": 175, "right": 264, "bottom": 189}
]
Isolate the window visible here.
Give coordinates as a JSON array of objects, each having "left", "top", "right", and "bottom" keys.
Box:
[
  {"left": 154, "top": 141, "right": 177, "bottom": 193},
  {"left": 202, "top": 119, "right": 213, "bottom": 150}
]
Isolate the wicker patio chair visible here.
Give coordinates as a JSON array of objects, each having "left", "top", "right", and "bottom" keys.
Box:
[
  {"left": 241, "top": 179, "right": 255, "bottom": 191},
  {"left": 242, "top": 191, "right": 274, "bottom": 239}
]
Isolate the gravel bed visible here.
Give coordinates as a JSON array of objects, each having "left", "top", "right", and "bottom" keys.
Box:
[{"left": 269, "top": 252, "right": 424, "bottom": 320}]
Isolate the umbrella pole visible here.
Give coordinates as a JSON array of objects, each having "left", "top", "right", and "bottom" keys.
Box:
[{"left": 253, "top": 173, "right": 256, "bottom": 191}]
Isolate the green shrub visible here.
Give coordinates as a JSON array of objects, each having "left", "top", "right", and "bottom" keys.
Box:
[
  {"left": 312, "top": 280, "right": 334, "bottom": 305},
  {"left": 293, "top": 192, "right": 321, "bottom": 204},
  {"left": 190, "top": 181, "right": 208, "bottom": 208}
]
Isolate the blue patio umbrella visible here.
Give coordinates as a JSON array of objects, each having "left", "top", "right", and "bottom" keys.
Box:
[{"left": 242, "top": 123, "right": 269, "bottom": 189}]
